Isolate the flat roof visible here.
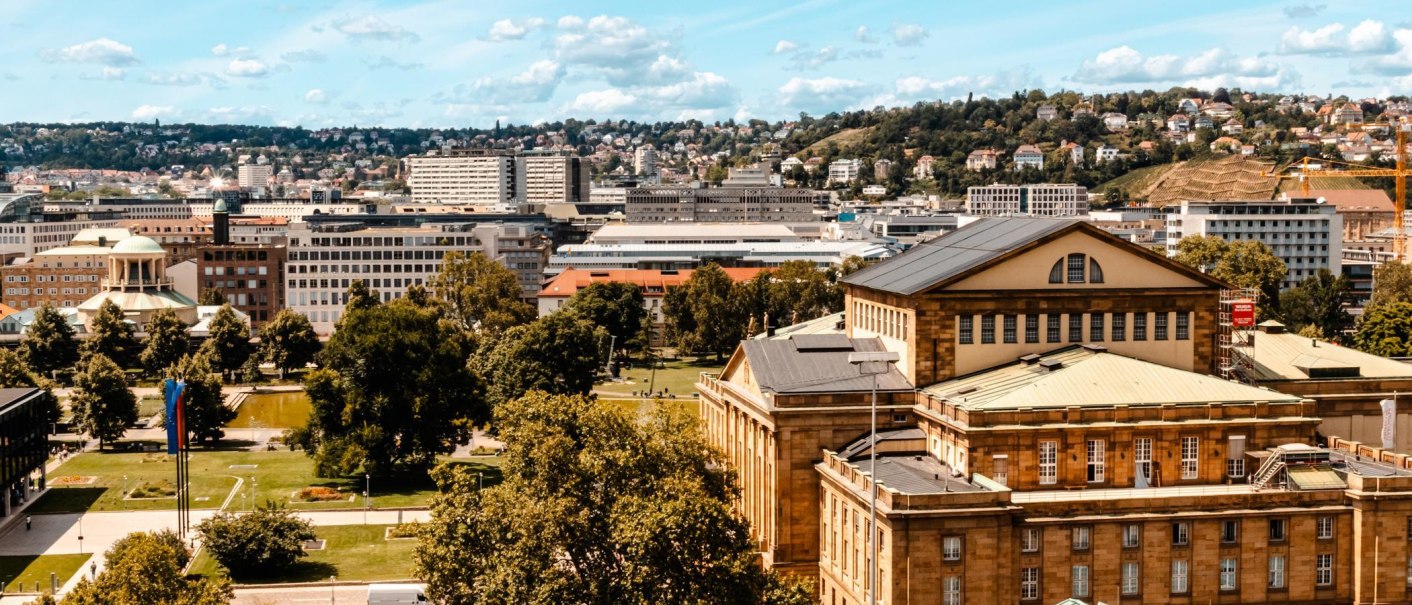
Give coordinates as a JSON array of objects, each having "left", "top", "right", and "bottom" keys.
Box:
[
  {"left": 1245, "top": 330, "right": 1412, "bottom": 381},
  {"left": 922, "top": 346, "right": 1302, "bottom": 410},
  {"left": 869, "top": 454, "right": 982, "bottom": 494},
  {"left": 590, "top": 223, "right": 799, "bottom": 241}
]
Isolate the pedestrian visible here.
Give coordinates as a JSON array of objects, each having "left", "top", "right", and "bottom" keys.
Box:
[
  {"left": 25, "top": 515, "right": 31, "bottom": 531},
  {"left": 89, "top": 562, "right": 96, "bottom": 579}
]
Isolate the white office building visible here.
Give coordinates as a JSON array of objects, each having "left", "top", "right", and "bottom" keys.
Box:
[
  {"left": 407, "top": 149, "right": 518, "bottom": 204},
  {"left": 965, "top": 184, "right": 1089, "bottom": 217},
  {"left": 237, "top": 164, "right": 274, "bottom": 189},
  {"left": 547, "top": 240, "right": 893, "bottom": 276},
  {"left": 521, "top": 154, "right": 590, "bottom": 205},
  {"left": 1165, "top": 199, "right": 1343, "bottom": 289}
]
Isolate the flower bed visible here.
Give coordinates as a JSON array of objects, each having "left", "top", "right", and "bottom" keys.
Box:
[
  {"left": 50, "top": 475, "right": 97, "bottom": 486},
  {"left": 292, "top": 486, "right": 345, "bottom": 502},
  {"left": 385, "top": 523, "right": 421, "bottom": 540},
  {"left": 128, "top": 480, "right": 177, "bottom": 499}
]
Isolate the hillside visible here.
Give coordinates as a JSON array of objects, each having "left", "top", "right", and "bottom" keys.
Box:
[{"left": 800, "top": 127, "right": 876, "bottom": 156}]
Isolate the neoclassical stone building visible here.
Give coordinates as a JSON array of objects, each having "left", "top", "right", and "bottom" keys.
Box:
[{"left": 699, "top": 217, "right": 1412, "bottom": 605}]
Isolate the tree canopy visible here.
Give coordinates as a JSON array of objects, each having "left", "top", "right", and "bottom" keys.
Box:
[
  {"left": 0, "top": 347, "right": 61, "bottom": 424},
  {"left": 563, "top": 281, "right": 646, "bottom": 354},
  {"left": 259, "top": 309, "right": 320, "bottom": 378},
  {"left": 429, "top": 251, "right": 534, "bottom": 333},
  {"left": 297, "top": 299, "right": 484, "bottom": 476},
  {"left": 1172, "top": 234, "right": 1228, "bottom": 274},
  {"left": 473, "top": 310, "right": 605, "bottom": 408},
  {"left": 21, "top": 304, "right": 80, "bottom": 379},
  {"left": 195, "top": 502, "right": 316, "bottom": 579},
  {"left": 82, "top": 299, "right": 138, "bottom": 369},
  {"left": 198, "top": 304, "right": 252, "bottom": 380},
  {"left": 167, "top": 354, "right": 234, "bottom": 444},
  {"left": 60, "top": 530, "right": 231, "bottom": 605},
  {"left": 1355, "top": 301, "right": 1412, "bottom": 357},
  {"left": 1278, "top": 269, "right": 1352, "bottom": 340},
  {"left": 662, "top": 264, "right": 740, "bottom": 361},
  {"left": 1370, "top": 261, "right": 1412, "bottom": 310},
  {"left": 69, "top": 353, "right": 137, "bottom": 448},
  {"left": 415, "top": 391, "right": 811, "bottom": 605},
  {"left": 141, "top": 308, "right": 190, "bottom": 376}
]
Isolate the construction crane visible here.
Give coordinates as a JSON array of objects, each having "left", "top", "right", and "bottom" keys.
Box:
[{"left": 1267, "top": 125, "right": 1410, "bottom": 261}]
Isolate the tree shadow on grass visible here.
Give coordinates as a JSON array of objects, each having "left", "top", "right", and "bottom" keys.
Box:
[
  {"left": 212, "top": 560, "right": 339, "bottom": 585},
  {"left": 25, "top": 487, "right": 105, "bottom": 514}
]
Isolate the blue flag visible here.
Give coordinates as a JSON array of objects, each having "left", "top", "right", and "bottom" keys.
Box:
[{"left": 164, "top": 379, "right": 185, "bottom": 454}]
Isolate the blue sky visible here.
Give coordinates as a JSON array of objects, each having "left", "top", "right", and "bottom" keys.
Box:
[{"left": 2, "top": 0, "right": 1409, "bottom": 128}]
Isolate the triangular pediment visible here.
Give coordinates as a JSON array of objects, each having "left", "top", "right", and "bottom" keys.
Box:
[{"left": 938, "top": 228, "right": 1222, "bottom": 292}]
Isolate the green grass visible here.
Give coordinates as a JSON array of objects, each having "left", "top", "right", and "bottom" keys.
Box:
[
  {"left": 595, "top": 356, "right": 721, "bottom": 400},
  {"left": 189, "top": 525, "right": 417, "bottom": 583},
  {"left": 0, "top": 554, "right": 91, "bottom": 593},
  {"left": 137, "top": 396, "right": 165, "bottom": 419},
  {"left": 27, "top": 450, "right": 471, "bottom": 514},
  {"left": 228, "top": 392, "right": 312, "bottom": 429},
  {"left": 600, "top": 398, "right": 700, "bottom": 421}
]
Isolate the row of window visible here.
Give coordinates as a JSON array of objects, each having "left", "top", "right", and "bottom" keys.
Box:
[
  {"left": 1010, "top": 554, "right": 1334, "bottom": 600},
  {"left": 1033, "top": 436, "right": 1244, "bottom": 486},
  {"left": 4, "top": 287, "right": 91, "bottom": 296},
  {"left": 959, "top": 312, "right": 1191, "bottom": 345},
  {"left": 854, "top": 300, "right": 908, "bottom": 340},
  {"left": 1012, "top": 517, "right": 1333, "bottom": 558},
  {"left": 5, "top": 274, "right": 98, "bottom": 283}
]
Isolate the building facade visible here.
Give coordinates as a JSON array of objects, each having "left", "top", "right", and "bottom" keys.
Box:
[
  {"left": 966, "top": 184, "right": 1089, "bottom": 217},
  {"left": 1, "top": 244, "right": 109, "bottom": 310},
  {"left": 0, "top": 388, "right": 51, "bottom": 519},
  {"left": 197, "top": 245, "right": 286, "bottom": 327},
  {"left": 407, "top": 149, "right": 519, "bottom": 204},
  {"left": 118, "top": 218, "right": 212, "bottom": 263},
  {"left": 521, "top": 153, "right": 590, "bottom": 205},
  {"left": 1165, "top": 199, "right": 1343, "bottom": 289},
  {"left": 625, "top": 185, "right": 817, "bottom": 223}
]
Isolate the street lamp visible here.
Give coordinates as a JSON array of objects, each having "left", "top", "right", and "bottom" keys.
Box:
[
  {"left": 122, "top": 475, "right": 128, "bottom": 510},
  {"left": 77, "top": 516, "right": 84, "bottom": 555},
  {"left": 250, "top": 476, "right": 257, "bottom": 511},
  {"left": 364, "top": 473, "right": 371, "bottom": 525},
  {"left": 848, "top": 350, "right": 899, "bottom": 605},
  {"left": 329, "top": 575, "right": 336, "bottom": 605}
]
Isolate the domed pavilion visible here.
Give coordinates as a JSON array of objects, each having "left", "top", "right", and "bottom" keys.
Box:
[{"left": 77, "top": 235, "right": 198, "bottom": 328}]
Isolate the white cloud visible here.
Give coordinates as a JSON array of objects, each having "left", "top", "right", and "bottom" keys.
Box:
[
  {"left": 557, "top": 15, "right": 585, "bottom": 29},
  {"left": 39, "top": 38, "right": 138, "bottom": 67},
  {"left": 854, "top": 26, "right": 876, "bottom": 44},
  {"left": 891, "top": 23, "right": 928, "bottom": 47},
  {"left": 141, "top": 71, "right": 218, "bottom": 87},
  {"left": 646, "top": 55, "right": 690, "bottom": 83},
  {"left": 553, "top": 15, "right": 671, "bottom": 84},
  {"left": 792, "top": 46, "right": 838, "bottom": 70},
  {"left": 1283, "top": 3, "right": 1326, "bottom": 18},
  {"left": 334, "top": 16, "right": 419, "bottom": 42},
  {"left": 891, "top": 67, "right": 1043, "bottom": 102},
  {"left": 1364, "top": 29, "right": 1412, "bottom": 74},
  {"left": 281, "top": 49, "right": 326, "bottom": 63},
  {"left": 225, "top": 58, "right": 269, "bottom": 77},
  {"left": 562, "top": 89, "right": 639, "bottom": 114},
  {"left": 305, "top": 88, "right": 328, "bottom": 104},
  {"left": 101, "top": 66, "right": 124, "bottom": 80},
  {"left": 484, "top": 17, "right": 546, "bottom": 42},
  {"left": 1073, "top": 46, "right": 1279, "bottom": 85},
  {"left": 1280, "top": 20, "right": 1394, "bottom": 55},
  {"left": 204, "top": 106, "right": 276, "bottom": 125},
  {"left": 210, "top": 43, "right": 252, "bottom": 57},
  {"left": 778, "top": 77, "right": 871, "bottom": 113},
  {"left": 639, "top": 71, "right": 737, "bottom": 110},
  {"left": 773, "top": 40, "right": 798, "bottom": 55},
  {"left": 131, "top": 104, "right": 176, "bottom": 120},
  {"left": 440, "top": 59, "right": 564, "bottom": 107}
]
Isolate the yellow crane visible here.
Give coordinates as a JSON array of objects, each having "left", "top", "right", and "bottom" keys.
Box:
[{"left": 1268, "top": 126, "right": 1411, "bottom": 261}]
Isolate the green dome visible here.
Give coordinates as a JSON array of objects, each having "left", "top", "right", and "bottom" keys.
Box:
[
  {"left": 213, "top": 197, "right": 229, "bottom": 213},
  {"left": 111, "top": 236, "right": 165, "bottom": 255}
]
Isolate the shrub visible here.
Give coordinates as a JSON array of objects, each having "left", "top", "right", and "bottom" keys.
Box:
[
  {"left": 129, "top": 480, "right": 177, "bottom": 498},
  {"left": 194, "top": 501, "right": 316, "bottom": 579}
]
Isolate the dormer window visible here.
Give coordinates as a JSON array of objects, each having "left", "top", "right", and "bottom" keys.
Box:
[{"left": 1049, "top": 253, "right": 1105, "bottom": 284}]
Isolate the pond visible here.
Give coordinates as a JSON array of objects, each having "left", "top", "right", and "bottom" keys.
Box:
[{"left": 228, "top": 392, "right": 312, "bottom": 428}]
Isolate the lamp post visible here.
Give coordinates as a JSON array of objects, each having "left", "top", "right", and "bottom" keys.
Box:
[
  {"left": 364, "top": 473, "right": 371, "bottom": 524},
  {"left": 848, "top": 350, "right": 899, "bottom": 605},
  {"left": 250, "top": 476, "right": 257, "bottom": 511},
  {"left": 122, "top": 475, "right": 128, "bottom": 510},
  {"left": 77, "top": 516, "right": 84, "bottom": 555},
  {"left": 329, "top": 575, "right": 336, "bottom": 605}
]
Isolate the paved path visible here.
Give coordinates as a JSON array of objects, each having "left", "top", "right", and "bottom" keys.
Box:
[{"left": 232, "top": 583, "right": 426, "bottom": 605}]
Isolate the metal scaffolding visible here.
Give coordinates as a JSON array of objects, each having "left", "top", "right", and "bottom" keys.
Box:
[{"left": 1218, "top": 288, "right": 1259, "bottom": 383}]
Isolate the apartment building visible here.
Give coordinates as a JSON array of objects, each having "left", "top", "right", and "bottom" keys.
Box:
[
  {"left": 1165, "top": 199, "right": 1342, "bottom": 289},
  {"left": 699, "top": 218, "right": 1412, "bottom": 604},
  {"left": 0, "top": 198, "right": 121, "bottom": 257},
  {"left": 237, "top": 163, "right": 274, "bottom": 189},
  {"left": 521, "top": 153, "right": 590, "bottom": 205},
  {"left": 548, "top": 239, "right": 892, "bottom": 276},
  {"left": 625, "top": 182, "right": 816, "bottom": 223},
  {"left": 197, "top": 245, "right": 285, "bottom": 327},
  {"left": 1013, "top": 145, "right": 1044, "bottom": 171},
  {"left": 966, "top": 184, "right": 1089, "bottom": 217},
  {"left": 407, "top": 149, "right": 519, "bottom": 204},
  {"left": 828, "top": 159, "right": 862, "bottom": 185},
  {"left": 1, "top": 243, "right": 110, "bottom": 309},
  {"left": 284, "top": 222, "right": 550, "bottom": 334},
  {"left": 633, "top": 146, "right": 658, "bottom": 176},
  {"left": 44, "top": 198, "right": 194, "bottom": 220}
]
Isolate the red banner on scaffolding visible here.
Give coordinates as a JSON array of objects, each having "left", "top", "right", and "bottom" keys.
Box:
[{"left": 1232, "top": 300, "right": 1256, "bottom": 327}]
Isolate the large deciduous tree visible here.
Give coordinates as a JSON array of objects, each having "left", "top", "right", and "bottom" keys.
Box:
[
  {"left": 1370, "top": 261, "right": 1412, "bottom": 310},
  {"left": 473, "top": 310, "right": 605, "bottom": 408},
  {"left": 199, "top": 304, "right": 252, "bottom": 381},
  {"left": 563, "top": 281, "right": 645, "bottom": 354},
  {"left": 82, "top": 299, "right": 138, "bottom": 369},
  {"left": 259, "top": 309, "right": 321, "bottom": 378},
  {"left": 415, "top": 392, "right": 812, "bottom": 605},
  {"left": 69, "top": 354, "right": 136, "bottom": 448},
  {"left": 141, "top": 308, "right": 190, "bottom": 376},
  {"left": 1355, "top": 301, "right": 1412, "bottom": 357},
  {"left": 60, "top": 530, "right": 231, "bottom": 605},
  {"left": 764, "top": 260, "right": 843, "bottom": 325},
  {"left": 167, "top": 354, "right": 234, "bottom": 445},
  {"left": 662, "top": 263, "right": 740, "bottom": 361},
  {"left": 195, "top": 502, "right": 316, "bottom": 579},
  {"left": 297, "top": 300, "right": 484, "bottom": 476},
  {"left": 21, "top": 304, "right": 79, "bottom": 379},
  {"left": 429, "top": 251, "right": 533, "bottom": 333},
  {"left": 1172, "top": 234, "right": 1228, "bottom": 273},
  {"left": 1278, "top": 269, "right": 1353, "bottom": 340}
]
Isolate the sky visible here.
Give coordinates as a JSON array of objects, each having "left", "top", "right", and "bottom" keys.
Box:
[{"left": 1, "top": 0, "right": 1410, "bottom": 129}]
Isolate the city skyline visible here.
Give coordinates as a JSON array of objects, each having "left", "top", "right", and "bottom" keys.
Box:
[{"left": 1, "top": 0, "right": 1410, "bottom": 128}]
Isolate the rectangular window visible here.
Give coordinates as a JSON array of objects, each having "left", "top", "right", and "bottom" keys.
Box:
[
  {"left": 1176, "top": 311, "right": 1190, "bottom": 340},
  {"left": 1181, "top": 437, "right": 1199, "bottom": 480},
  {"left": 1072, "top": 565, "right": 1090, "bottom": 598},
  {"left": 1122, "top": 524, "right": 1140, "bottom": 548},
  {"left": 1047, "top": 314, "right": 1061, "bottom": 343},
  {"left": 1072, "top": 526, "right": 1091, "bottom": 551},
  {"left": 1112, "top": 313, "right": 1126, "bottom": 341},
  {"left": 1228, "top": 435, "right": 1247, "bottom": 478},
  {"left": 1122, "top": 562, "right": 1140, "bottom": 595},
  {"left": 1134, "top": 312, "right": 1147, "bottom": 340},
  {"left": 1269, "top": 555, "right": 1286, "bottom": 588},
  {"left": 1172, "top": 522, "right": 1190, "bottom": 546},
  {"left": 1172, "top": 559, "right": 1189, "bottom": 594},
  {"left": 993, "top": 455, "right": 1009, "bottom": 486},
  {"left": 1003, "top": 314, "right": 1017, "bottom": 343},
  {"left": 1269, "top": 518, "right": 1287, "bottom": 542},
  {"left": 1221, "top": 520, "right": 1239, "bottom": 543},
  {"left": 1317, "top": 516, "right": 1334, "bottom": 540},
  {"left": 1068, "top": 254, "right": 1085, "bottom": 283},
  {"left": 1021, "top": 528, "right": 1041, "bottom": 553},
  {"left": 1316, "top": 554, "right": 1333, "bottom": 587},
  {"left": 1220, "top": 558, "right": 1238, "bottom": 591},
  {"left": 1135, "top": 437, "right": 1153, "bottom": 486},
  {"left": 1021, "top": 567, "right": 1039, "bottom": 600},
  {"left": 981, "top": 315, "right": 995, "bottom": 344},
  {"left": 958, "top": 316, "right": 973, "bottom": 344},
  {"left": 1039, "top": 441, "right": 1058, "bottom": 485},
  {"left": 1155, "top": 312, "right": 1169, "bottom": 340},
  {"left": 1086, "top": 440, "right": 1104, "bottom": 483},
  {"left": 943, "top": 577, "right": 961, "bottom": 605},
  {"left": 1069, "top": 313, "right": 1083, "bottom": 342},
  {"left": 1090, "top": 312, "right": 1104, "bottom": 341},
  {"left": 943, "top": 536, "right": 963, "bottom": 561},
  {"left": 1025, "top": 314, "right": 1039, "bottom": 343}
]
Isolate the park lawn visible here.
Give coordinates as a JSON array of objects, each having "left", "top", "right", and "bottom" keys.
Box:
[
  {"left": 137, "top": 396, "right": 165, "bottom": 419},
  {"left": 28, "top": 450, "right": 460, "bottom": 515},
  {"left": 595, "top": 356, "right": 722, "bottom": 400},
  {"left": 189, "top": 525, "right": 417, "bottom": 583},
  {"left": 0, "top": 554, "right": 91, "bottom": 594},
  {"left": 600, "top": 398, "right": 700, "bottom": 422}
]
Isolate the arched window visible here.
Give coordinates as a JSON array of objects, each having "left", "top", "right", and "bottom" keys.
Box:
[
  {"left": 1089, "top": 257, "right": 1105, "bottom": 283},
  {"left": 1048, "top": 259, "right": 1064, "bottom": 284},
  {"left": 1067, "top": 253, "right": 1086, "bottom": 283}
]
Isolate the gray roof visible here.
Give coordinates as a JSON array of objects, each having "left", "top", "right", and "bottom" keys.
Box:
[
  {"left": 842, "top": 217, "right": 1079, "bottom": 295},
  {"left": 740, "top": 335, "right": 913, "bottom": 394},
  {"left": 0, "top": 388, "right": 44, "bottom": 413},
  {"left": 868, "top": 453, "right": 982, "bottom": 494}
]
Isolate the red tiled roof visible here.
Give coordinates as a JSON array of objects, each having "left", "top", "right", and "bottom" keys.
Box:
[
  {"left": 1307, "top": 189, "right": 1395, "bottom": 212},
  {"left": 539, "top": 267, "right": 766, "bottom": 298}
]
